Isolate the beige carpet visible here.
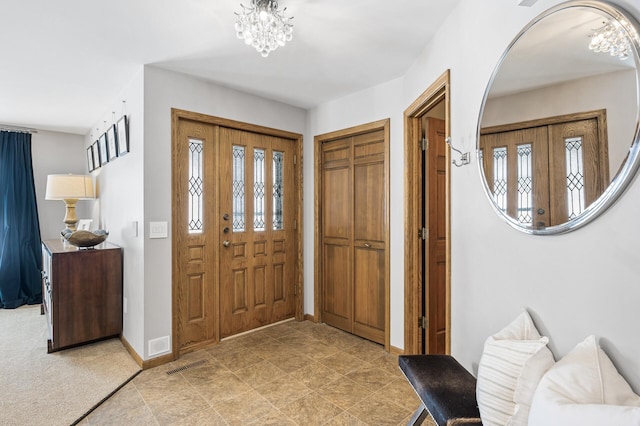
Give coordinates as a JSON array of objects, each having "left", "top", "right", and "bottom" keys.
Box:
[{"left": 0, "top": 305, "right": 141, "bottom": 426}]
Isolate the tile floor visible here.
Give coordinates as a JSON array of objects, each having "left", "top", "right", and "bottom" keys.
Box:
[{"left": 78, "top": 320, "right": 436, "bottom": 425}]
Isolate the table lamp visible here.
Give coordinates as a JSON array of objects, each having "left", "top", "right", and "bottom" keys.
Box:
[{"left": 45, "top": 174, "right": 95, "bottom": 232}]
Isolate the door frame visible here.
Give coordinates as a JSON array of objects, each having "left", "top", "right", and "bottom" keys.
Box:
[
  {"left": 313, "top": 119, "right": 391, "bottom": 351},
  {"left": 171, "top": 108, "right": 304, "bottom": 359},
  {"left": 404, "top": 70, "right": 451, "bottom": 355}
]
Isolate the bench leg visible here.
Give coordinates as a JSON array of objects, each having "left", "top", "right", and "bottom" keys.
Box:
[{"left": 407, "top": 403, "right": 429, "bottom": 426}]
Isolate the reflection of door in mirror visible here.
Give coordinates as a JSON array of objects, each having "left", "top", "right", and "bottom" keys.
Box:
[{"left": 480, "top": 110, "right": 609, "bottom": 229}]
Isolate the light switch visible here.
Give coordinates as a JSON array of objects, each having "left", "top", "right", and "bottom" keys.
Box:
[{"left": 149, "top": 221, "right": 168, "bottom": 239}]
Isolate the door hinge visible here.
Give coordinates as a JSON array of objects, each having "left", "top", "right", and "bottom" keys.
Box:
[
  {"left": 293, "top": 219, "right": 297, "bottom": 230},
  {"left": 421, "top": 137, "right": 428, "bottom": 151},
  {"left": 419, "top": 316, "right": 428, "bottom": 329},
  {"left": 294, "top": 154, "right": 297, "bottom": 165},
  {"left": 419, "top": 227, "right": 427, "bottom": 240}
]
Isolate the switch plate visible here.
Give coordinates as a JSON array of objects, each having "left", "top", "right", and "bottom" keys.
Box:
[{"left": 149, "top": 221, "right": 168, "bottom": 239}]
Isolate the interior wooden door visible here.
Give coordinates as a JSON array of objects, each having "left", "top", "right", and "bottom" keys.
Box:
[
  {"left": 320, "top": 137, "right": 353, "bottom": 333},
  {"left": 173, "top": 119, "right": 217, "bottom": 354},
  {"left": 320, "top": 127, "right": 387, "bottom": 345},
  {"left": 422, "top": 117, "right": 447, "bottom": 354},
  {"left": 218, "top": 127, "right": 296, "bottom": 338}
]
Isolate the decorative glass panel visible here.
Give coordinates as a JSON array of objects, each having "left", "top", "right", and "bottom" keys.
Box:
[
  {"left": 492, "top": 147, "right": 508, "bottom": 213},
  {"left": 188, "top": 139, "right": 203, "bottom": 234},
  {"left": 516, "top": 144, "right": 533, "bottom": 225},
  {"left": 232, "top": 145, "right": 245, "bottom": 232},
  {"left": 273, "top": 151, "right": 284, "bottom": 230},
  {"left": 254, "top": 148, "right": 266, "bottom": 231},
  {"left": 565, "top": 137, "right": 585, "bottom": 219}
]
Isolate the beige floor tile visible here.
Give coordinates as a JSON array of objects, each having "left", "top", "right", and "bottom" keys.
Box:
[
  {"left": 323, "top": 411, "right": 369, "bottom": 426},
  {"left": 146, "top": 388, "right": 210, "bottom": 426},
  {"left": 347, "top": 398, "right": 411, "bottom": 426},
  {"left": 91, "top": 321, "right": 417, "bottom": 426},
  {"left": 315, "top": 377, "right": 374, "bottom": 410},
  {"left": 377, "top": 378, "right": 422, "bottom": 412},
  {"left": 318, "top": 351, "right": 369, "bottom": 375},
  {"left": 289, "top": 361, "right": 344, "bottom": 389},
  {"left": 279, "top": 392, "right": 344, "bottom": 426},
  {"left": 345, "top": 364, "right": 397, "bottom": 389},
  {"left": 168, "top": 407, "right": 228, "bottom": 426},
  {"left": 213, "top": 389, "right": 279, "bottom": 425},
  {"left": 192, "top": 370, "right": 253, "bottom": 404},
  {"left": 255, "top": 374, "right": 312, "bottom": 408},
  {"left": 234, "top": 359, "right": 287, "bottom": 388}
]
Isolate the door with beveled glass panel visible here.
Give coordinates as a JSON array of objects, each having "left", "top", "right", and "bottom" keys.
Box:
[
  {"left": 218, "top": 127, "right": 296, "bottom": 338},
  {"left": 173, "top": 113, "right": 299, "bottom": 355},
  {"left": 480, "top": 115, "right": 607, "bottom": 229}
]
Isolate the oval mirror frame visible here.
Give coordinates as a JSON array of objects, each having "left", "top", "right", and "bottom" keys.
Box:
[{"left": 476, "top": 0, "right": 640, "bottom": 235}]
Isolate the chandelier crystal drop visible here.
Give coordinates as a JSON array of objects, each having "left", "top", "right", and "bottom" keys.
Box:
[
  {"left": 234, "top": 0, "right": 293, "bottom": 58},
  {"left": 588, "top": 18, "right": 633, "bottom": 60}
]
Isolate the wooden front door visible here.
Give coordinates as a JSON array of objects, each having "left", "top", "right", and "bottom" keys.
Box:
[
  {"left": 173, "top": 111, "right": 301, "bottom": 356},
  {"left": 219, "top": 128, "right": 296, "bottom": 338},
  {"left": 422, "top": 116, "right": 447, "bottom": 354},
  {"left": 480, "top": 111, "right": 608, "bottom": 228},
  {"left": 317, "top": 121, "right": 389, "bottom": 346}
]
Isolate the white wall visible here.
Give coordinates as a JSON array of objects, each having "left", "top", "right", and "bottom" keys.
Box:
[
  {"left": 32, "top": 130, "right": 89, "bottom": 240},
  {"left": 308, "top": 0, "right": 640, "bottom": 392},
  {"left": 85, "top": 68, "right": 146, "bottom": 358}
]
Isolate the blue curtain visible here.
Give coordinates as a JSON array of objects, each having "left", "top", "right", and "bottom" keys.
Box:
[{"left": 0, "top": 131, "right": 42, "bottom": 308}]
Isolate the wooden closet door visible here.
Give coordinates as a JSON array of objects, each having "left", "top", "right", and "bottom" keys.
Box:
[
  {"left": 352, "top": 130, "right": 386, "bottom": 344},
  {"left": 320, "top": 137, "right": 353, "bottom": 333},
  {"left": 321, "top": 129, "right": 387, "bottom": 345}
]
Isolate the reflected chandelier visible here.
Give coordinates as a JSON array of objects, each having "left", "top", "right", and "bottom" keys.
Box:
[
  {"left": 589, "top": 18, "right": 632, "bottom": 60},
  {"left": 234, "top": 0, "right": 293, "bottom": 58}
]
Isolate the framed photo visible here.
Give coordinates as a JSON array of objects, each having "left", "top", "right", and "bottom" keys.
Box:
[
  {"left": 91, "top": 141, "right": 101, "bottom": 169},
  {"left": 77, "top": 219, "right": 93, "bottom": 231},
  {"left": 86, "top": 146, "right": 95, "bottom": 172},
  {"left": 116, "top": 115, "right": 129, "bottom": 156},
  {"left": 99, "top": 133, "right": 109, "bottom": 165},
  {"left": 107, "top": 124, "right": 118, "bottom": 161}
]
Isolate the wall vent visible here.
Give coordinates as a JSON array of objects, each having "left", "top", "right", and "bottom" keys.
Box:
[{"left": 148, "top": 335, "right": 171, "bottom": 357}]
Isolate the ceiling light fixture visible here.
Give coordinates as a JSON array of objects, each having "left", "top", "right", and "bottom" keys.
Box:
[
  {"left": 589, "top": 18, "right": 633, "bottom": 60},
  {"left": 234, "top": 0, "right": 293, "bottom": 58}
]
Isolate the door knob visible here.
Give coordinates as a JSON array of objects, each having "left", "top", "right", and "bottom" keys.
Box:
[
  {"left": 537, "top": 208, "right": 545, "bottom": 215},
  {"left": 222, "top": 240, "right": 230, "bottom": 247},
  {"left": 223, "top": 213, "right": 230, "bottom": 221}
]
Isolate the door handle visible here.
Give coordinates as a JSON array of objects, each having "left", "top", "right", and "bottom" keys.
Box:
[
  {"left": 222, "top": 240, "right": 230, "bottom": 247},
  {"left": 363, "top": 243, "right": 371, "bottom": 248}
]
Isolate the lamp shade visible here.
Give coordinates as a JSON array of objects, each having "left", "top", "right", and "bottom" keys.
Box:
[{"left": 45, "top": 174, "right": 95, "bottom": 200}]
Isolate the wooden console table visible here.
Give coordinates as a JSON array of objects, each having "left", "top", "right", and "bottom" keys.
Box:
[{"left": 41, "top": 239, "right": 123, "bottom": 353}]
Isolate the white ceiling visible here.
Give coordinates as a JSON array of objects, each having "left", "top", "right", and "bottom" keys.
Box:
[{"left": 0, "top": 0, "right": 462, "bottom": 134}]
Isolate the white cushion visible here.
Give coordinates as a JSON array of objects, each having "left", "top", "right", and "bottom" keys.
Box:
[
  {"left": 529, "top": 335, "right": 640, "bottom": 426},
  {"left": 476, "top": 311, "right": 555, "bottom": 426}
]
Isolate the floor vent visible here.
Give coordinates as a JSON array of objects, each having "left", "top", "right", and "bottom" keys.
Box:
[{"left": 166, "top": 359, "right": 207, "bottom": 375}]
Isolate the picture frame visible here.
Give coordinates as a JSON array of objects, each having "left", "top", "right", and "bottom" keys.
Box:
[
  {"left": 91, "top": 141, "right": 101, "bottom": 169},
  {"left": 77, "top": 219, "right": 93, "bottom": 231},
  {"left": 86, "top": 146, "right": 95, "bottom": 172},
  {"left": 99, "top": 133, "right": 109, "bottom": 165},
  {"left": 107, "top": 124, "right": 118, "bottom": 161},
  {"left": 116, "top": 115, "right": 129, "bottom": 156}
]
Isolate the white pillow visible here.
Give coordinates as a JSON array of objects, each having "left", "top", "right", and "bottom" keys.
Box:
[
  {"left": 529, "top": 335, "right": 640, "bottom": 425},
  {"left": 476, "top": 311, "right": 555, "bottom": 426}
]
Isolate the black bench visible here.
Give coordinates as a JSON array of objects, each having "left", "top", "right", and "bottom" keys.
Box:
[{"left": 398, "top": 355, "right": 482, "bottom": 426}]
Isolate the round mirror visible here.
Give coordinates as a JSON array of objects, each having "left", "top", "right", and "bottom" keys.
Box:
[{"left": 477, "top": 1, "right": 640, "bottom": 234}]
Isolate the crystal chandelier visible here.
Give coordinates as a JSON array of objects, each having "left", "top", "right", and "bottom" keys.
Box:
[
  {"left": 234, "top": 0, "right": 293, "bottom": 58},
  {"left": 588, "top": 18, "right": 632, "bottom": 60}
]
